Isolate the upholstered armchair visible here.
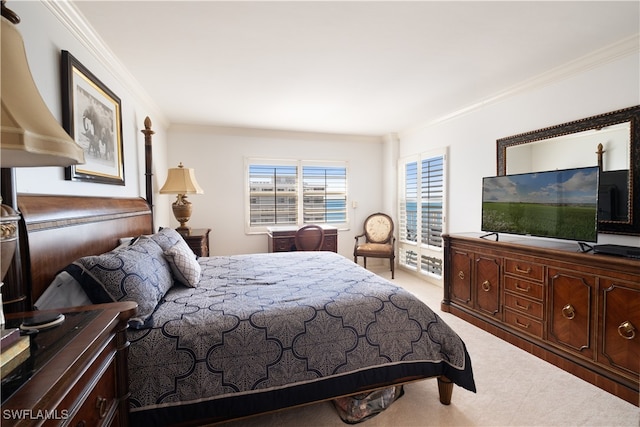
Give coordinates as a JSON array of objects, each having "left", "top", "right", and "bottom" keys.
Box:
[
  {"left": 353, "top": 213, "right": 395, "bottom": 279},
  {"left": 295, "top": 224, "right": 325, "bottom": 251}
]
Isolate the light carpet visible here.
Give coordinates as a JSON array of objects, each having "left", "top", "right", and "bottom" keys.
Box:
[{"left": 214, "top": 265, "right": 639, "bottom": 427}]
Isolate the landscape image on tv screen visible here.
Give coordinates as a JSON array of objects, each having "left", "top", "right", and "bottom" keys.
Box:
[{"left": 482, "top": 166, "right": 599, "bottom": 242}]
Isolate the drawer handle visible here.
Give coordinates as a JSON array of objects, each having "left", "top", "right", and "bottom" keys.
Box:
[
  {"left": 618, "top": 321, "right": 636, "bottom": 340},
  {"left": 514, "top": 265, "right": 532, "bottom": 274},
  {"left": 515, "top": 318, "right": 530, "bottom": 329},
  {"left": 515, "top": 300, "right": 530, "bottom": 311},
  {"left": 458, "top": 271, "right": 465, "bottom": 280},
  {"left": 514, "top": 282, "right": 531, "bottom": 293},
  {"left": 561, "top": 304, "right": 576, "bottom": 320},
  {"left": 481, "top": 280, "right": 491, "bottom": 292},
  {"left": 96, "top": 396, "right": 108, "bottom": 419}
]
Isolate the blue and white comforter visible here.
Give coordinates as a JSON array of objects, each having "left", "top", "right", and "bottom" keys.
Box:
[{"left": 127, "top": 251, "right": 475, "bottom": 424}]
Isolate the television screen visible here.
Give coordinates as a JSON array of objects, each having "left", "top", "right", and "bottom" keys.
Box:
[{"left": 482, "top": 166, "right": 599, "bottom": 242}]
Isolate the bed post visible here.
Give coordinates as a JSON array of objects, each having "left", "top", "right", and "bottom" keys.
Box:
[{"left": 141, "top": 116, "right": 155, "bottom": 230}]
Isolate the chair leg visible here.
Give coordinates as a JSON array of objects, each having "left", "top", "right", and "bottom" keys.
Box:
[
  {"left": 390, "top": 258, "right": 394, "bottom": 279},
  {"left": 363, "top": 257, "right": 367, "bottom": 268}
]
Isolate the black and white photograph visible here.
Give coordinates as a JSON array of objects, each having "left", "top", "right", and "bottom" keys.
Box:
[{"left": 62, "top": 50, "right": 124, "bottom": 185}]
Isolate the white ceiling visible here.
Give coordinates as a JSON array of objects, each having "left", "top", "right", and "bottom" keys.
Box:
[{"left": 71, "top": 1, "right": 639, "bottom": 136}]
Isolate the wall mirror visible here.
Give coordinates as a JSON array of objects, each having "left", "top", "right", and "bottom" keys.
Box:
[{"left": 497, "top": 105, "right": 640, "bottom": 235}]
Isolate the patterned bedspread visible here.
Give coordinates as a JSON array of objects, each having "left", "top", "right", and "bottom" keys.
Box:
[{"left": 128, "top": 251, "right": 475, "bottom": 424}]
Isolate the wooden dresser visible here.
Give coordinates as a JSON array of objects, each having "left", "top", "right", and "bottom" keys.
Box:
[
  {"left": 1, "top": 302, "right": 137, "bottom": 426},
  {"left": 178, "top": 228, "right": 211, "bottom": 257},
  {"left": 442, "top": 233, "right": 640, "bottom": 405},
  {"left": 267, "top": 225, "right": 338, "bottom": 253}
]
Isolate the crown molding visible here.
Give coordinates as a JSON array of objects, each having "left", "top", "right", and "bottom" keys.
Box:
[
  {"left": 169, "top": 122, "right": 384, "bottom": 144},
  {"left": 42, "top": 1, "right": 638, "bottom": 138},
  {"left": 403, "top": 34, "right": 640, "bottom": 136},
  {"left": 44, "top": 0, "right": 168, "bottom": 128}
]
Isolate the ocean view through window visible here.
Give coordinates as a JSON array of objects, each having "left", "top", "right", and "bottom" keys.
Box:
[{"left": 398, "top": 149, "right": 447, "bottom": 280}]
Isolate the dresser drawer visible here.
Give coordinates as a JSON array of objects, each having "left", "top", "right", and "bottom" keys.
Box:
[
  {"left": 322, "top": 235, "right": 337, "bottom": 251},
  {"left": 273, "top": 238, "right": 293, "bottom": 252},
  {"left": 598, "top": 280, "right": 640, "bottom": 378},
  {"left": 504, "top": 258, "right": 543, "bottom": 282},
  {"left": 504, "top": 276, "right": 543, "bottom": 301},
  {"left": 504, "top": 293, "right": 543, "bottom": 320},
  {"left": 57, "top": 339, "right": 118, "bottom": 427},
  {"left": 69, "top": 362, "right": 117, "bottom": 427},
  {"left": 504, "top": 309, "right": 543, "bottom": 338}
]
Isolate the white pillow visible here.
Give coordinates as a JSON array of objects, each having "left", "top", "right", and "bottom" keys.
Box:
[
  {"left": 34, "top": 271, "right": 92, "bottom": 310},
  {"left": 164, "top": 242, "right": 201, "bottom": 287}
]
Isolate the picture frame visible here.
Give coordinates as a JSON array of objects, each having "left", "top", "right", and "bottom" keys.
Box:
[{"left": 61, "top": 50, "right": 124, "bottom": 185}]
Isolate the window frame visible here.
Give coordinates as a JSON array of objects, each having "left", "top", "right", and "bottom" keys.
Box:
[
  {"left": 245, "top": 158, "right": 349, "bottom": 234},
  {"left": 397, "top": 147, "right": 448, "bottom": 281}
]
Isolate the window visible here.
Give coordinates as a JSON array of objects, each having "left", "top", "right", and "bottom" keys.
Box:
[
  {"left": 302, "top": 166, "right": 347, "bottom": 224},
  {"left": 398, "top": 149, "right": 447, "bottom": 279},
  {"left": 246, "top": 159, "right": 348, "bottom": 232},
  {"left": 248, "top": 164, "right": 298, "bottom": 226}
]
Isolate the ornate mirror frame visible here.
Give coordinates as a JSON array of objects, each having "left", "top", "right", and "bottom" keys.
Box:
[{"left": 497, "top": 105, "right": 640, "bottom": 235}]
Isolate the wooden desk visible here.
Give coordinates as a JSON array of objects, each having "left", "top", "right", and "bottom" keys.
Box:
[
  {"left": 1, "top": 302, "right": 137, "bottom": 426},
  {"left": 267, "top": 225, "right": 337, "bottom": 253}
]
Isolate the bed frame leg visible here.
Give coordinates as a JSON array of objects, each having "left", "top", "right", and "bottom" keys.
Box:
[{"left": 437, "top": 376, "right": 454, "bottom": 405}]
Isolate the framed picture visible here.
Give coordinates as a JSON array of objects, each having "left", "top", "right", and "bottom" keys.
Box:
[{"left": 61, "top": 50, "right": 124, "bottom": 185}]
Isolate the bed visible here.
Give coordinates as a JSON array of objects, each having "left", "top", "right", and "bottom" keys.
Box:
[{"left": 13, "top": 122, "right": 475, "bottom": 427}]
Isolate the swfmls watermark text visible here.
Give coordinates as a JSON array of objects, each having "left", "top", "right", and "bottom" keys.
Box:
[{"left": 2, "top": 409, "right": 69, "bottom": 420}]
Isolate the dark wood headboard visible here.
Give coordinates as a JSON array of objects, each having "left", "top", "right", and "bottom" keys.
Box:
[{"left": 17, "top": 194, "right": 153, "bottom": 306}]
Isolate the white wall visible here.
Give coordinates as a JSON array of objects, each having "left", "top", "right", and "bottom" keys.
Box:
[
  {"left": 8, "top": 1, "right": 171, "bottom": 228},
  {"left": 9, "top": 2, "right": 640, "bottom": 249},
  {"left": 166, "top": 125, "right": 384, "bottom": 256},
  {"left": 399, "top": 52, "right": 640, "bottom": 247}
]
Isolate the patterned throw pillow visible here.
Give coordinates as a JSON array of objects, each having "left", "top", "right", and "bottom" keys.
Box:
[
  {"left": 150, "top": 227, "right": 201, "bottom": 286},
  {"left": 164, "top": 242, "right": 201, "bottom": 287},
  {"left": 149, "top": 227, "right": 191, "bottom": 252},
  {"left": 68, "top": 238, "right": 173, "bottom": 328}
]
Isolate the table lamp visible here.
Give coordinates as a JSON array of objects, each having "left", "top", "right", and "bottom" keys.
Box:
[
  {"left": 1, "top": 1, "right": 85, "bottom": 320},
  {"left": 159, "top": 163, "right": 204, "bottom": 233}
]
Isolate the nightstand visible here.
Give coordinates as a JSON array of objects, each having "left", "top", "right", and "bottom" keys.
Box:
[
  {"left": 1, "top": 302, "right": 136, "bottom": 426},
  {"left": 178, "top": 228, "right": 211, "bottom": 257}
]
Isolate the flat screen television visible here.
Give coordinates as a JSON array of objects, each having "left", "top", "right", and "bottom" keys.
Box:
[{"left": 482, "top": 166, "right": 599, "bottom": 243}]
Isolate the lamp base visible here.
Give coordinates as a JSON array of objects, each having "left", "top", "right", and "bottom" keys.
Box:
[
  {"left": 1, "top": 203, "right": 20, "bottom": 280},
  {"left": 176, "top": 225, "right": 192, "bottom": 234},
  {"left": 172, "top": 194, "right": 192, "bottom": 232}
]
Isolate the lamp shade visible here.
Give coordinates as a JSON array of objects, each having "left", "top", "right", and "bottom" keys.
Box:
[
  {"left": 1, "top": 14, "right": 85, "bottom": 167},
  {"left": 159, "top": 163, "right": 204, "bottom": 195}
]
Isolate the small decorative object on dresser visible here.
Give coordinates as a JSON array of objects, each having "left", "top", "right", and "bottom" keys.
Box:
[{"left": 178, "top": 228, "right": 211, "bottom": 257}]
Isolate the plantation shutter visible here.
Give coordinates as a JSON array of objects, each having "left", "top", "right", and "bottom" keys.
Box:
[
  {"left": 249, "top": 164, "right": 297, "bottom": 225},
  {"left": 400, "top": 161, "right": 418, "bottom": 243},
  {"left": 302, "top": 166, "right": 347, "bottom": 224},
  {"left": 397, "top": 149, "right": 447, "bottom": 280},
  {"left": 421, "top": 156, "right": 444, "bottom": 248}
]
